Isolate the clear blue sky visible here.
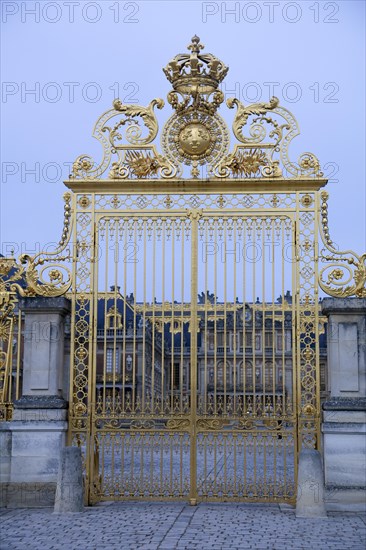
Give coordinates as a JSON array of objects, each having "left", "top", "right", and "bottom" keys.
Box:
[{"left": 1, "top": 0, "right": 365, "bottom": 258}]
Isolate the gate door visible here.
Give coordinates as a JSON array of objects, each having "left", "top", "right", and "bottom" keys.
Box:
[
  {"left": 91, "top": 210, "right": 194, "bottom": 501},
  {"left": 195, "top": 212, "right": 296, "bottom": 502}
]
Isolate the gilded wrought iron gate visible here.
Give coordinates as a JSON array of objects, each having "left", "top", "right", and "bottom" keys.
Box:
[
  {"left": 64, "top": 36, "right": 333, "bottom": 505},
  {"left": 1, "top": 37, "right": 365, "bottom": 505},
  {"left": 68, "top": 189, "right": 314, "bottom": 504}
]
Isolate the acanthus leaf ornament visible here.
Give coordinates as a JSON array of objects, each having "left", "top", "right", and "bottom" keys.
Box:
[
  {"left": 227, "top": 96, "right": 280, "bottom": 142},
  {"left": 70, "top": 99, "right": 171, "bottom": 180},
  {"left": 213, "top": 96, "right": 323, "bottom": 179},
  {"left": 110, "top": 98, "right": 164, "bottom": 145}
]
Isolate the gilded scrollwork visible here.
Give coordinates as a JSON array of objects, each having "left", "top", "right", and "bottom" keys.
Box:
[
  {"left": 13, "top": 254, "right": 72, "bottom": 298},
  {"left": 227, "top": 96, "right": 280, "bottom": 142},
  {"left": 238, "top": 418, "right": 254, "bottom": 430},
  {"left": 0, "top": 192, "right": 73, "bottom": 416},
  {"left": 319, "top": 191, "right": 366, "bottom": 297},
  {"left": 166, "top": 418, "right": 190, "bottom": 430},
  {"left": 71, "top": 99, "right": 172, "bottom": 180},
  {"left": 130, "top": 419, "right": 156, "bottom": 430},
  {"left": 218, "top": 97, "right": 323, "bottom": 179},
  {"left": 1, "top": 193, "right": 73, "bottom": 301},
  {"left": 110, "top": 98, "right": 164, "bottom": 145},
  {"left": 196, "top": 418, "right": 227, "bottom": 430}
]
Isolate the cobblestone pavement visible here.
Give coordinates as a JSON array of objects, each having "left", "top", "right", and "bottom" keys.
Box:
[{"left": 1, "top": 502, "right": 365, "bottom": 550}]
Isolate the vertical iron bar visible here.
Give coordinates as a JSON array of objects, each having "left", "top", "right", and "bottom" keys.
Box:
[
  {"left": 189, "top": 212, "right": 198, "bottom": 506},
  {"left": 15, "top": 309, "right": 22, "bottom": 400}
]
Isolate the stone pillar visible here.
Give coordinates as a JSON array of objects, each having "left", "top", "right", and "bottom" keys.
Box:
[
  {"left": 296, "top": 449, "right": 327, "bottom": 518},
  {"left": 2, "top": 297, "right": 71, "bottom": 508},
  {"left": 54, "top": 447, "right": 83, "bottom": 513},
  {"left": 19, "top": 296, "right": 70, "bottom": 398},
  {"left": 321, "top": 297, "right": 366, "bottom": 512}
]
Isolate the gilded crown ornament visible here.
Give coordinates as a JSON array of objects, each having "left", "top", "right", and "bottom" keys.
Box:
[{"left": 163, "top": 35, "right": 228, "bottom": 115}]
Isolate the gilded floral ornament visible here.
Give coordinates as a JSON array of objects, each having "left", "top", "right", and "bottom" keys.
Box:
[
  {"left": 109, "top": 148, "right": 177, "bottom": 179},
  {"left": 72, "top": 156, "right": 93, "bottom": 178},
  {"left": 216, "top": 148, "right": 270, "bottom": 178},
  {"left": 124, "top": 150, "right": 160, "bottom": 178}
]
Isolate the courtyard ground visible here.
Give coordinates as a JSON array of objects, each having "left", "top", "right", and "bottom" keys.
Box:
[{"left": 1, "top": 502, "right": 365, "bottom": 550}]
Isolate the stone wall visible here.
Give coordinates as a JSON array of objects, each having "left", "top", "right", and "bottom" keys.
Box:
[
  {"left": 0, "top": 297, "right": 71, "bottom": 508},
  {"left": 321, "top": 298, "right": 366, "bottom": 512}
]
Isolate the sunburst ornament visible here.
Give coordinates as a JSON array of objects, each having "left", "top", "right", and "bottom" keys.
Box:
[{"left": 162, "top": 111, "right": 229, "bottom": 177}]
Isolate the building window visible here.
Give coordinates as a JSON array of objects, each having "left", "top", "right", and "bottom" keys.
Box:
[
  {"left": 320, "top": 363, "right": 326, "bottom": 390},
  {"left": 217, "top": 332, "right": 230, "bottom": 345},
  {"left": 265, "top": 332, "right": 273, "bottom": 349},
  {"left": 277, "top": 333, "right": 283, "bottom": 351},
  {"left": 239, "top": 332, "right": 253, "bottom": 352},
  {"left": 106, "top": 347, "right": 120, "bottom": 373},
  {"left": 245, "top": 363, "right": 253, "bottom": 386},
  {"left": 239, "top": 362, "right": 253, "bottom": 386},
  {"left": 216, "top": 332, "right": 230, "bottom": 352},
  {"left": 265, "top": 363, "right": 274, "bottom": 387},
  {"left": 106, "top": 306, "right": 122, "bottom": 329},
  {"left": 217, "top": 362, "right": 224, "bottom": 385},
  {"left": 173, "top": 363, "right": 180, "bottom": 390}
]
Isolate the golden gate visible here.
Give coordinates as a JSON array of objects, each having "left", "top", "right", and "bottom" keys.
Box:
[{"left": 1, "top": 36, "right": 365, "bottom": 505}]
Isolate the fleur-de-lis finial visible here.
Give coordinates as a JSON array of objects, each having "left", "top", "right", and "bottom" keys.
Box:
[{"left": 188, "top": 35, "right": 204, "bottom": 54}]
